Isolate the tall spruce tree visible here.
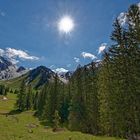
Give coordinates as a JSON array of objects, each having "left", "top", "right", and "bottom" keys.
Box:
[
  {"left": 43, "top": 74, "right": 60, "bottom": 124},
  {"left": 98, "top": 53, "right": 113, "bottom": 135},
  {"left": 25, "top": 84, "right": 33, "bottom": 110},
  {"left": 16, "top": 80, "right": 26, "bottom": 111},
  {"left": 59, "top": 83, "right": 70, "bottom": 124},
  {"left": 69, "top": 66, "right": 86, "bottom": 131},
  {"left": 37, "top": 84, "right": 48, "bottom": 117},
  {"left": 33, "top": 91, "right": 39, "bottom": 110},
  {"left": 98, "top": 4, "right": 140, "bottom": 137}
]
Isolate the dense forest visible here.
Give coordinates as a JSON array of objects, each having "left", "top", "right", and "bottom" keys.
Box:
[{"left": 1, "top": 3, "right": 140, "bottom": 139}]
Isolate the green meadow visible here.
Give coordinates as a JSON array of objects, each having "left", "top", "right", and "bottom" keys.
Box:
[{"left": 0, "top": 94, "right": 122, "bottom": 140}]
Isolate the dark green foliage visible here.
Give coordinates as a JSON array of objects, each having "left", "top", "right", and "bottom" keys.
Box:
[
  {"left": 98, "top": 4, "right": 140, "bottom": 138},
  {"left": 37, "top": 84, "right": 48, "bottom": 116},
  {"left": 69, "top": 66, "right": 86, "bottom": 131},
  {"left": 14, "top": 89, "right": 19, "bottom": 94},
  {"left": 59, "top": 84, "right": 70, "bottom": 123},
  {"left": 68, "top": 64, "right": 99, "bottom": 134},
  {"left": 53, "top": 110, "right": 61, "bottom": 130},
  {"left": 16, "top": 80, "right": 26, "bottom": 111},
  {"left": 16, "top": 81, "right": 34, "bottom": 111},
  {"left": 43, "top": 74, "right": 61, "bottom": 124},
  {"left": 10, "top": 89, "right": 13, "bottom": 93},
  {"left": 25, "top": 85, "right": 33, "bottom": 110},
  {"left": 33, "top": 91, "right": 39, "bottom": 110},
  {"left": 0, "top": 85, "right": 8, "bottom": 96}
]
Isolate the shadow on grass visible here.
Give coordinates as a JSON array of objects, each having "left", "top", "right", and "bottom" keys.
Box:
[
  {"left": 8, "top": 109, "right": 22, "bottom": 115},
  {"left": 40, "top": 120, "right": 50, "bottom": 126},
  {"left": 34, "top": 114, "right": 52, "bottom": 127}
]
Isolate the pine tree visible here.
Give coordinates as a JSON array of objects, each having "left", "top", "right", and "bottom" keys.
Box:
[
  {"left": 69, "top": 66, "right": 86, "bottom": 131},
  {"left": 16, "top": 80, "right": 26, "bottom": 111},
  {"left": 25, "top": 84, "right": 33, "bottom": 110},
  {"left": 0, "top": 85, "right": 7, "bottom": 95},
  {"left": 33, "top": 91, "right": 39, "bottom": 110},
  {"left": 43, "top": 74, "right": 60, "bottom": 124},
  {"left": 59, "top": 83, "right": 70, "bottom": 124},
  {"left": 36, "top": 84, "right": 48, "bottom": 116},
  {"left": 98, "top": 4, "right": 140, "bottom": 137},
  {"left": 88, "top": 62, "right": 99, "bottom": 134},
  {"left": 53, "top": 110, "right": 61, "bottom": 131},
  {"left": 125, "top": 4, "right": 140, "bottom": 137},
  {"left": 98, "top": 53, "right": 113, "bottom": 135}
]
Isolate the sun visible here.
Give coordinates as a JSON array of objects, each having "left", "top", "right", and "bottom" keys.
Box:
[{"left": 58, "top": 16, "right": 74, "bottom": 34}]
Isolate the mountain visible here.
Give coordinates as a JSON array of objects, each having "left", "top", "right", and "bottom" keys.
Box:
[
  {"left": 57, "top": 71, "right": 73, "bottom": 83},
  {"left": 0, "top": 59, "right": 101, "bottom": 90},
  {"left": 26, "top": 66, "right": 56, "bottom": 88},
  {"left": 0, "top": 56, "right": 13, "bottom": 71},
  {"left": 16, "top": 66, "right": 26, "bottom": 72},
  {"left": 3, "top": 66, "right": 57, "bottom": 89},
  {"left": 0, "top": 56, "right": 28, "bottom": 80}
]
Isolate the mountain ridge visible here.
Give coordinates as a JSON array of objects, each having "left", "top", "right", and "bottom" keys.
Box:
[{"left": 0, "top": 56, "right": 101, "bottom": 90}]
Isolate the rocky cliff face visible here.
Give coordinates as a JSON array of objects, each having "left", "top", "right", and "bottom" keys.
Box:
[{"left": 0, "top": 56, "right": 28, "bottom": 80}]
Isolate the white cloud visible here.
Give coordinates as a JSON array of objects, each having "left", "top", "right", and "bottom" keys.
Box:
[
  {"left": 81, "top": 52, "right": 97, "bottom": 60},
  {"left": 5, "top": 48, "right": 39, "bottom": 60},
  {"left": 74, "top": 57, "right": 80, "bottom": 63},
  {"left": 49, "top": 65, "right": 55, "bottom": 69},
  {"left": 117, "top": 12, "right": 128, "bottom": 26},
  {"left": 0, "top": 48, "right": 39, "bottom": 64},
  {"left": 98, "top": 43, "right": 107, "bottom": 54},
  {"left": 53, "top": 68, "right": 68, "bottom": 74}
]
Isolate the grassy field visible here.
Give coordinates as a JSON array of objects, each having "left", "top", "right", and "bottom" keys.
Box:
[
  {"left": 0, "top": 94, "right": 123, "bottom": 140},
  {"left": 0, "top": 75, "right": 26, "bottom": 90}
]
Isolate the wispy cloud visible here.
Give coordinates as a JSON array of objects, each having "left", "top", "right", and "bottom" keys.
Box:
[
  {"left": 49, "top": 65, "right": 55, "bottom": 69},
  {"left": 98, "top": 43, "right": 107, "bottom": 54},
  {"left": 81, "top": 52, "right": 97, "bottom": 60},
  {"left": 0, "top": 48, "right": 39, "bottom": 64},
  {"left": 74, "top": 57, "right": 80, "bottom": 63}
]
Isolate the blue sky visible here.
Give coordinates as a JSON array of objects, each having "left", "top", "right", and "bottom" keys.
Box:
[{"left": 0, "top": 0, "right": 139, "bottom": 71}]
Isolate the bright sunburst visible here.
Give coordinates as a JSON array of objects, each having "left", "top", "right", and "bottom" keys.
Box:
[{"left": 58, "top": 16, "right": 74, "bottom": 34}]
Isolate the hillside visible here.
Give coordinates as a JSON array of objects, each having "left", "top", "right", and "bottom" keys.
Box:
[{"left": 1, "top": 66, "right": 56, "bottom": 90}]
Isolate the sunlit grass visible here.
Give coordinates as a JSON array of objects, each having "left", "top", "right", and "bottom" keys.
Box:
[{"left": 0, "top": 93, "right": 123, "bottom": 140}]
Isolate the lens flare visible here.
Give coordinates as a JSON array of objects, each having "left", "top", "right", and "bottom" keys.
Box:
[{"left": 58, "top": 16, "right": 74, "bottom": 34}]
